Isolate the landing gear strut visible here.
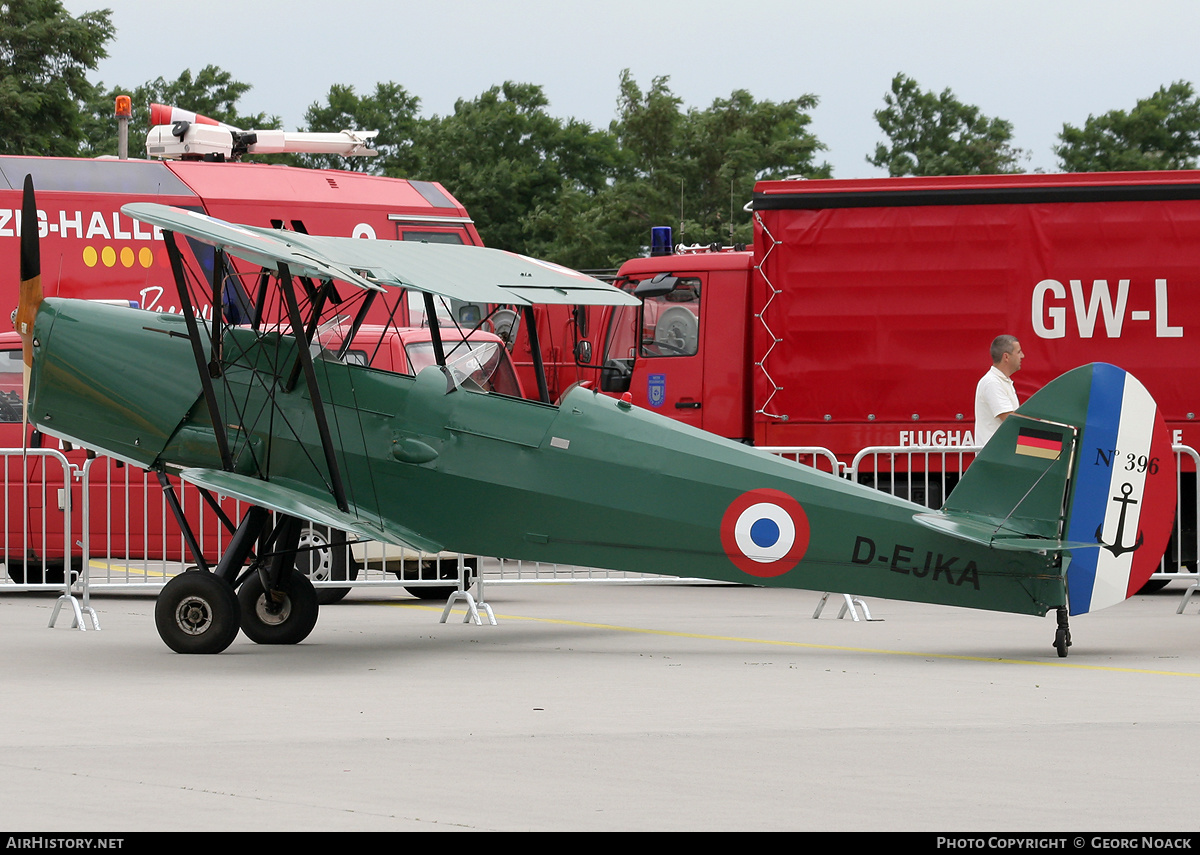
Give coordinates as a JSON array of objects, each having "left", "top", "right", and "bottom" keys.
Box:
[
  {"left": 152, "top": 509, "right": 321, "bottom": 654},
  {"left": 237, "top": 517, "right": 319, "bottom": 645}
]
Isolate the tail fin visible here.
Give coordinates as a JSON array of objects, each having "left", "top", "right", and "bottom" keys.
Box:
[{"left": 918, "top": 364, "right": 1175, "bottom": 615}]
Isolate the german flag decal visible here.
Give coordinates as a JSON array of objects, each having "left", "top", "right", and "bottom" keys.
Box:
[{"left": 1015, "top": 427, "right": 1064, "bottom": 460}]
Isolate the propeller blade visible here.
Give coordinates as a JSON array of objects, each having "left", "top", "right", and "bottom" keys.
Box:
[{"left": 17, "top": 174, "right": 43, "bottom": 440}]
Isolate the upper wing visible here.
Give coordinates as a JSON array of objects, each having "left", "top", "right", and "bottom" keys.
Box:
[
  {"left": 121, "top": 203, "right": 384, "bottom": 292},
  {"left": 122, "top": 202, "right": 639, "bottom": 308}
]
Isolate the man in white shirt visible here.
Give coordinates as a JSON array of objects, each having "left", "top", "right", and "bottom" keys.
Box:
[{"left": 974, "top": 335, "right": 1024, "bottom": 446}]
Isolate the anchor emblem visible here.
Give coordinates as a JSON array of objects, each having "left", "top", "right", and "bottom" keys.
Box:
[{"left": 1095, "top": 482, "right": 1144, "bottom": 558}]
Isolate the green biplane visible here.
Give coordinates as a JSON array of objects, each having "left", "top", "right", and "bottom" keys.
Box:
[{"left": 14, "top": 177, "right": 1177, "bottom": 655}]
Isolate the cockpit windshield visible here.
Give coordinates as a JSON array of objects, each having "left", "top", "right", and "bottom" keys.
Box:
[{"left": 406, "top": 339, "right": 522, "bottom": 397}]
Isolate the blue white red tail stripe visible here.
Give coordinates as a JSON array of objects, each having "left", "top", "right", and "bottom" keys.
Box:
[{"left": 1064, "top": 365, "right": 1175, "bottom": 615}]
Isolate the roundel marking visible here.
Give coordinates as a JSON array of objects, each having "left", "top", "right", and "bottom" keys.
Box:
[{"left": 720, "top": 488, "right": 810, "bottom": 577}]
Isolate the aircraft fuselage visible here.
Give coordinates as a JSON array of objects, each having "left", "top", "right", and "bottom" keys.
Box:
[{"left": 29, "top": 298, "right": 1065, "bottom": 616}]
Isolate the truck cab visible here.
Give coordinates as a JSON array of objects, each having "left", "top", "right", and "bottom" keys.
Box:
[{"left": 593, "top": 248, "right": 754, "bottom": 441}]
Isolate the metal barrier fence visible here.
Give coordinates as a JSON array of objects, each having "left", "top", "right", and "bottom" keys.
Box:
[
  {"left": 1, "top": 443, "right": 1197, "bottom": 598},
  {"left": 0, "top": 448, "right": 74, "bottom": 590},
  {"left": 754, "top": 446, "right": 842, "bottom": 475},
  {"left": 844, "top": 443, "right": 1200, "bottom": 588},
  {"left": 0, "top": 449, "right": 486, "bottom": 598}
]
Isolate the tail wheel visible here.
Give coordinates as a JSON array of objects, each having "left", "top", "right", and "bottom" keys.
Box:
[
  {"left": 237, "top": 572, "right": 319, "bottom": 645},
  {"left": 1054, "top": 626, "right": 1072, "bottom": 658},
  {"left": 1053, "top": 607, "right": 1072, "bottom": 658},
  {"left": 155, "top": 572, "right": 240, "bottom": 654}
]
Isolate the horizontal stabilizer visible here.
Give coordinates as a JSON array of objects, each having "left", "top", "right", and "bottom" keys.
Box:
[
  {"left": 178, "top": 468, "right": 444, "bottom": 555},
  {"left": 912, "top": 512, "right": 1103, "bottom": 552}
]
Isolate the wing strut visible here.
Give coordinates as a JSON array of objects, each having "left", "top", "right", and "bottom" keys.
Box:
[
  {"left": 155, "top": 470, "right": 211, "bottom": 573},
  {"left": 422, "top": 292, "right": 446, "bottom": 364},
  {"left": 523, "top": 305, "right": 550, "bottom": 404},
  {"left": 209, "top": 249, "right": 227, "bottom": 377},
  {"left": 251, "top": 268, "right": 270, "bottom": 330},
  {"left": 278, "top": 262, "right": 349, "bottom": 513},
  {"left": 284, "top": 278, "right": 332, "bottom": 393},
  {"left": 334, "top": 288, "right": 379, "bottom": 363},
  {"left": 164, "top": 231, "right": 234, "bottom": 472}
]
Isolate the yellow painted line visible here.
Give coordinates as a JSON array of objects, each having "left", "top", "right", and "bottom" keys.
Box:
[
  {"left": 389, "top": 601, "right": 1200, "bottom": 678},
  {"left": 87, "top": 560, "right": 173, "bottom": 579}
]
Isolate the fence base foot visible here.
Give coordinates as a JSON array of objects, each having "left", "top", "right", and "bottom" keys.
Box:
[
  {"left": 48, "top": 594, "right": 100, "bottom": 631},
  {"left": 812, "top": 592, "right": 879, "bottom": 621},
  {"left": 1178, "top": 583, "right": 1199, "bottom": 614},
  {"left": 439, "top": 590, "right": 496, "bottom": 626}
]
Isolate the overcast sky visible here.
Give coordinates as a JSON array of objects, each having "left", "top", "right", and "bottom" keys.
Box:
[{"left": 66, "top": 0, "right": 1200, "bottom": 178}]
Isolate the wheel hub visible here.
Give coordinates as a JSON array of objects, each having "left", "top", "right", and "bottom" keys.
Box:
[
  {"left": 254, "top": 594, "right": 292, "bottom": 626},
  {"left": 175, "top": 596, "right": 214, "bottom": 636}
]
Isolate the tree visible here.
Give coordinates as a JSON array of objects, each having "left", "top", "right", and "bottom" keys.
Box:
[
  {"left": 1054, "top": 81, "right": 1200, "bottom": 171},
  {"left": 560, "top": 71, "right": 830, "bottom": 265},
  {"left": 80, "top": 65, "right": 279, "bottom": 158},
  {"left": 293, "top": 81, "right": 421, "bottom": 175},
  {"left": 413, "top": 81, "right": 617, "bottom": 258},
  {"left": 675, "top": 87, "right": 830, "bottom": 245},
  {"left": 538, "top": 71, "right": 685, "bottom": 266},
  {"left": 869, "top": 73, "right": 1025, "bottom": 176},
  {"left": 0, "top": 0, "right": 114, "bottom": 156}
]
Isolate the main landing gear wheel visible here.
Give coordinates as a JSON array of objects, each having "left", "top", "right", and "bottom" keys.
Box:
[
  {"left": 237, "top": 572, "right": 319, "bottom": 645},
  {"left": 155, "top": 572, "right": 241, "bottom": 655}
]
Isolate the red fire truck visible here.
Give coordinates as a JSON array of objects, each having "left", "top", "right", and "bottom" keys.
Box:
[
  {"left": 573, "top": 171, "right": 1200, "bottom": 577},
  {"left": 0, "top": 126, "right": 488, "bottom": 584},
  {"left": 584, "top": 171, "right": 1200, "bottom": 454}
]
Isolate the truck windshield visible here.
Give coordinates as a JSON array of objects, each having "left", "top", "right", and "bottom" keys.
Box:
[
  {"left": 640, "top": 277, "right": 701, "bottom": 357},
  {"left": 0, "top": 350, "right": 23, "bottom": 423}
]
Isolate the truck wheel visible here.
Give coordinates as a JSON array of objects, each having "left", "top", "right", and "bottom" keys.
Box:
[
  {"left": 155, "top": 572, "right": 240, "bottom": 654},
  {"left": 400, "top": 557, "right": 477, "bottom": 600},
  {"left": 1137, "top": 562, "right": 1197, "bottom": 594},
  {"left": 295, "top": 524, "right": 358, "bottom": 604},
  {"left": 237, "top": 572, "right": 319, "bottom": 645},
  {"left": 5, "top": 557, "right": 82, "bottom": 585}
]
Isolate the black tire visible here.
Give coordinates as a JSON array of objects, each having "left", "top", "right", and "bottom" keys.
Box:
[
  {"left": 155, "top": 572, "right": 241, "bottom": 655},
  {"left": 1054, "top": 626, "right": 1071, "bottom": 658},
  {"left": 295, "top": 524, "right": 358, "bottom": 604},
  {"left": 1136, "top": 578, "right": 1172, "bottom": 594},
  {"left": 1136, "top": 562, "right": 1196, "bottom": 595},
  {"left": 405, "top": 584, "right": 462, "bottom": 600},
  {"left": 5, "top": 557, "right": 82, "bottom": 585},
  {"left": 237, "top": 572, "right": 319, "bottom": 645},
  {"left": 401, "top": 557, "right": 477, "bottom": 600}
]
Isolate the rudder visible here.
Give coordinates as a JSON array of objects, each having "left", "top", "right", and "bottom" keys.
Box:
[{"left": 1052, "top": 365, "right": 1176, "bottom": 614}]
